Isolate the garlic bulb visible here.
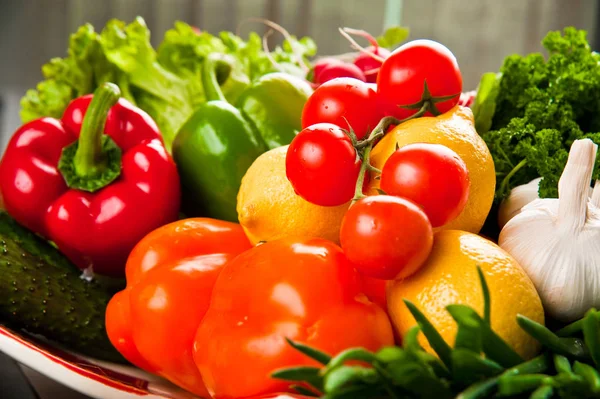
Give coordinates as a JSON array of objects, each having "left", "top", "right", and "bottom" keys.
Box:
[
  {"left": 499, "top": 139, "right": 600, "bottom": 322},
  {"left": 498, "top": 177, "right": 542, "bottom": 229},
  {"left": 498, "top": 177, "right": 594, "bottom": 229}
]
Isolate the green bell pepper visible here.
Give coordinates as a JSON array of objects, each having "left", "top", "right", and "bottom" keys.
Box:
[
  {"left": 237, "top": 72, "right": 313, "bottom": 149},
  {"left": 173, "top": 54, "right": 266, "bottom": 222},
  {"left": 173, "top": 53, "right": 313, "bottom": 222}
]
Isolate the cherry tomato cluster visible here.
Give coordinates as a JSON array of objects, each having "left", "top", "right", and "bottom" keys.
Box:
[
  {"left": 287, "top": 39, "right": 468, "bottom": 281},
  {"left": 341, "top": 144, "right": 470, "bottom": 280}
]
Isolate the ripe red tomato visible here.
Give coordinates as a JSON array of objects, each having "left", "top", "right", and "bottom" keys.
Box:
[
  {"left": 377, "top": 39, "right": 462, "bottom": 120},
  {"left": 286, "top": 123, "right": 360, "bottom": 206},
  {"left": 354, "top": 46, "right": 391, "bottom": 83},
  {"left": 380, "top": 143, "right": 470, "bottom": 228},
  {"left": 301, "top": 78, "right": 383, "bottom": 140},
  {"left": 340, "top": 195, "right": 433, "bottom": 280}
]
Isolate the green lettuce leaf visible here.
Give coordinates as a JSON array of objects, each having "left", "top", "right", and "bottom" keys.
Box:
[
  {"left": 20, "top": 24, "right": 125, "bottom": 123},
  {"left": 377, "top": 26, "right": 410, "bottom": 49},
  {"left": 472, "top": 72, "right": 501, "bottom": 135},
  {"left": 19, "top": 17, "right": 317, "bottom": 152}
]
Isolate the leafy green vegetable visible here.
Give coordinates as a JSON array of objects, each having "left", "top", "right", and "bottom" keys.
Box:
[
  {"left": 20, "top": 17, "right": 316, "bottom": 151},
  {"left": 475, "top": 27, "right": 600, "bottom": 200},
  {"left": 20, "top": 24, "right": 127, "bottom": 123},
  {"left": 471, "top": 72, "right": 501, "bottom": 135},
  {"left": 376, "top": 26, "right": 410, "bottom": 49}
]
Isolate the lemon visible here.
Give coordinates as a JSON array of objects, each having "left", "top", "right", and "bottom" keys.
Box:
[
  {"left": 368, "top": 106, "right": 495, "bottom": 233},
  {"left": 237, "top": 145, "right": 349, "bottom": 244},
  {"left": 387, "top": 230, "right": 544, "bottom": 360}
]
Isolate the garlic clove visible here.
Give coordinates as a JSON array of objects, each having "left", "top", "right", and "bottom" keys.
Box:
[
  {"left": 498, "top": 177, "right": 594, "bottom": 229},
  {"left": 498, "top": 177, "right": 542, "bottom": 229}
]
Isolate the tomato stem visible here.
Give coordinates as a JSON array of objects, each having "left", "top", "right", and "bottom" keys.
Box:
[
  {"left": 399, "top": 81, "right": 460, "bottom": 116},
  {"left": 351, "top": 102, "right": 433, "bottom": 203},
  {"left": 367, "top": 164, "right": 382, "bottom": 174},
  {"left": 352, "top": 116, "right": 401, "bottom": 203}
]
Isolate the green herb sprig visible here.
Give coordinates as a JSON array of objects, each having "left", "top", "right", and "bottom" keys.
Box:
[
  {"left": 273, "top": 267, "right": 600, "bottom": 398},
  {"left": 473, "top": 27, "right": 600, "bottom": 201}
]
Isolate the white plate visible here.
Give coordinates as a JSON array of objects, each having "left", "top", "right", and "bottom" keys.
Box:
[{"left": 0, "top": 325, "right": 200, "bottom": 399}]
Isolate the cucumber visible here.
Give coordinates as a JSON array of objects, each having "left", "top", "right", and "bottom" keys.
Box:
[{"left": 0, "top": 211, "right": 126, "bottom": 363}]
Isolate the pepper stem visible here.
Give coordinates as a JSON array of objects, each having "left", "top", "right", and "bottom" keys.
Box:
[
  {"left": 73, "top": 83, "right": 121, "bottom": 178},
  {"left": 202, "top": 53, "right": 232, "bottom": 103},
  {"left": 58, "top": 83, "right": 123, "bottom": 193}
]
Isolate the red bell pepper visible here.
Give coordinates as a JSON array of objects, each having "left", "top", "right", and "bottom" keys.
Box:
[{"left": 0, "top": 83, "right": 180, "bottom": 277}]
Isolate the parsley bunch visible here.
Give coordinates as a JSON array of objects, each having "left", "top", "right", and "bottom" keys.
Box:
[{"left": 473, "top": 27, "right": 600, "bottom": 200}]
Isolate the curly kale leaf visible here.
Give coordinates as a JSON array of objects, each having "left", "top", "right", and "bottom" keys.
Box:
[{"left": 480, "top": 27, "right": 600, "bottom": 200}]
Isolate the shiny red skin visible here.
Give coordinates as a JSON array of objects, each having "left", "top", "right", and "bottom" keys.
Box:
[
  {"left": 359, "top": 274, "right": 388, "bottom": 312},
  {"left": 377, "top": 39, "right": 462, "bottom": 120},
  {"left": 105, "top": 218, "right": 252, "bottom": 397},
  {"left": 0, "top": 95, "right": 180, "bottom": 277},
  {"left": 312, "top": 57, "right": 343, "bottom": 82},
  {"left": 193, "top": 237, "right": 394, "bottom": 398},
  {"left": 301, "top": 78, "right": 383, "bottom": 140},
  {"left": 380, "top": 143, "right": 470, "bottom": 228},
  {"left": 340, "top": 195, "right": 433, "bottom": 280},
  {"left": 286, "top": 123, "right": 360, "bottom": 206},
  {"left": 316, "top": 62, "right": 366, "bottom": 85},
  {"left": 354, "top": 46, "right": 391, "bottom": 83}
]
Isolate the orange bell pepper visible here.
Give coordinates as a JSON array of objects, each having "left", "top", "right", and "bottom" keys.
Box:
[
  {"left": 193, "top": 237, "right": 394, "bottom": 399},
  {"left": 105, "top": 218, "right": 252, "bottom": 397}
]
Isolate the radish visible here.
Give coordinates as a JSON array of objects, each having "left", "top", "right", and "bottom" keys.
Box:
[
  {"left": 316, "top": 62, "right": 366, "bottom": 84},
  {"left": 459, "top": 91, "right": 476, "bottom": 108},
  {"left": 339, "top": 27, "right": 392, "bottom": 84},
  {"left": 313, "top": 57, "right": 344, "bottom": 81},
  {"left": 354, "top": 46, "right": 391, "bottom": 83}
]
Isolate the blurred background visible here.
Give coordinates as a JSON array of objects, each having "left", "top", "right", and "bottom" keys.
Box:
[{"left": 0, "top": 0, "right": 599, "bottom": 151}]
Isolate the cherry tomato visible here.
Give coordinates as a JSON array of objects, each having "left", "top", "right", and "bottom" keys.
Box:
[
  {"left": 340, "top": 195, "right": 433, "bottom": 280},
  {"left": 193, "top": 237, "right": 394, "bottom": 399},
  {"left": 377, "top": 39, "right": 462, "bottom": 120},
  {"left": 286, "top": 123, "right": 360, "bottom": 206},
  {"left": 301, "top": 78, "right": 383, "bottom": 140},
  {"left": 354, "top": 46, "right": 391, "bottom": 83},
  {"left": 380, "top": 143, "right": 470, "bottom": 227}
]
